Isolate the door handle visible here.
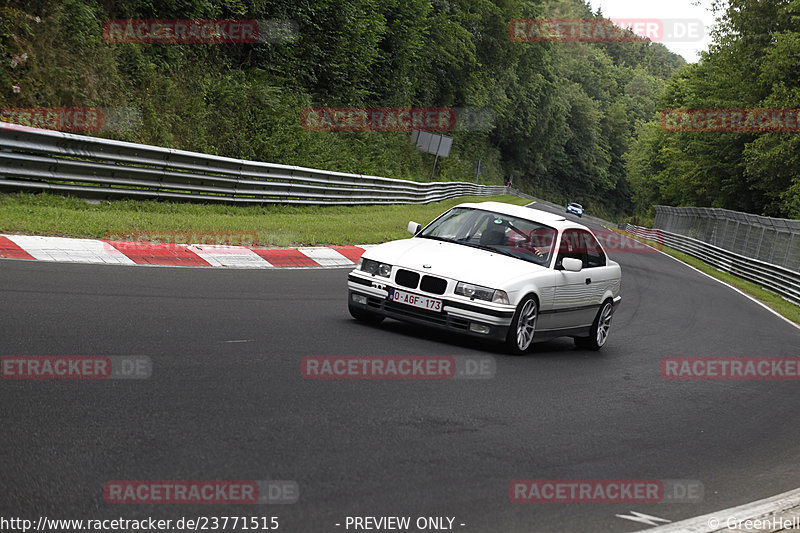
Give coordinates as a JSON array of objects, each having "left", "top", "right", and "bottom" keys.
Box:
[{"left": 585, "top": 278, "right": 592, "bottom": 285}]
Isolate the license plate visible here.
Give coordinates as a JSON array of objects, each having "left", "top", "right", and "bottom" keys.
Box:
[{"left": 390, "top": 289, "right": 443, "bottom": 312}]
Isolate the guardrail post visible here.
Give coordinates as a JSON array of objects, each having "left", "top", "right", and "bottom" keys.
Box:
[
  {"left": 733, "top": 221, "right": 743, "bottom": 255},
  {"left": 785, "top": 232, "right": 796, "bottom": 269},
  {"left": 718, "top": 216, "right": 728, "bottom": 248},
  {"left": 769, "top": 231, "right": 778, "bottom": 265},
  {"left": 755, "top": 226, "right": 766, "bottom": 260}
]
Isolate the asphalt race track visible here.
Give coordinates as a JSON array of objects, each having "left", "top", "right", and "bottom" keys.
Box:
[{"left": 2, "top": 205, "right": 799, "bottom": 532}]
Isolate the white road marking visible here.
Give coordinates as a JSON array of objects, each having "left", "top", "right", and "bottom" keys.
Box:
[
  {"left": 616, "top": 511, "right": 671, "bottom": 527},
  {"left": 6, "top": 235, "right": 135, "bottom": 264},
  {"left": 187, "top": 244, "right": 274, "bottom": 268},
  {"left": 297, "top": 246, "right": 353, "bottom": 266}
]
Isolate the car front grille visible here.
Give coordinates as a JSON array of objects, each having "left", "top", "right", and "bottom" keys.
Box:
[
  {"left": 420, "top": 275, "right": 447, "bottom": 295},
  {"left": 395, "top": 269, "right": 420, "bottom": 289}
]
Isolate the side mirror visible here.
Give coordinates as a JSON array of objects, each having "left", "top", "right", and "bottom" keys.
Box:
[
  {"left": 407, "top": 221, "right": 422, "bottom": 236},
  {"left": 561, "top": 257, "right": 583, "bottom": 272}
]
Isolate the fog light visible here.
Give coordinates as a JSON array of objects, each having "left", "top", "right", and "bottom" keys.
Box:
[
  {"left": 469, "top": 323, "right": 491, "bottom": 335},
  {"left": 352, "top": 293, "right": 368, "bottom": 305}
]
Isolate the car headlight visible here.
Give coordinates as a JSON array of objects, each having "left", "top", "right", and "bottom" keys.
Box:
[
  {"left": 455, "top": 282, "right": 509, "bottom": 304},
  {"left": 360, "top": 258, "right": 392, "bottom": 278}
]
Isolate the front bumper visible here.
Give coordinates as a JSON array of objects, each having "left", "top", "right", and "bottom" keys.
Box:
[{"left": 347, "top": 273, "right": 513, "bottom": 342}]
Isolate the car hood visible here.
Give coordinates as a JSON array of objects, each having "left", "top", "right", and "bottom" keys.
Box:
[{"left": 362, "top": 237, "right": 548, "bottom": 287}]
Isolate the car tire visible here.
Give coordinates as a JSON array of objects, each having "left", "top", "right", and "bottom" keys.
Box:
[
  {"left": 505, "top": 295, "right": 538, "bottom": 355},
  {"left": 575, "top": 299, "right": 614, "bottom": 350},
  {"left": 348, "top": 299, "right": 385, "bottom": 324}
]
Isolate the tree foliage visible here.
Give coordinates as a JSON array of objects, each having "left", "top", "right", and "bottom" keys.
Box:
[
  {"left": 627, "top": 0, "right": 800, "bottom": 218},
  {"left": 1, "top": 0, "right": 685, "bottom": 217}
]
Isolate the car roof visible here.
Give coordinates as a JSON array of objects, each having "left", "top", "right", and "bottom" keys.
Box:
[{"left": 453, "top": 201, "right": 585, "bottom": 231}]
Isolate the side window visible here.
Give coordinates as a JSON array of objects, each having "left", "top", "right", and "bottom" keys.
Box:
[
  {"left": 555, "top": 229, "right": 584, "bottom": 268},
  {"left": 582, "top": 231, "right": 606, "bottom": 268},
  {"left": 556, "top": 230, "right": 606, "bottom": 268}
]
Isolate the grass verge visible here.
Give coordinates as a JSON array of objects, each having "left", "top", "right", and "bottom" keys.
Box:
[
  {"left": 624, "top": 232, "right": 800, "bottom": 326},
  {"left": 0, "top": 192, "right": 530, "bottom": 247}
]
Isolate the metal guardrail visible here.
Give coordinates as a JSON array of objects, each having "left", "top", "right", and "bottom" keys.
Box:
[
  {"left": 654, "top": 205, "right": 800, "bottom": 272},
  {"left": 626, "top": 224, "right": 800, "bottom": 306},
  {"left": 0, "top": 125, "right": 506, "bottom": 205}
]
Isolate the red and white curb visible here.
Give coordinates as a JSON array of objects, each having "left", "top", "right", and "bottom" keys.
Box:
[{"left": 0, "top": 234, "right": 373, "bottom": 268}]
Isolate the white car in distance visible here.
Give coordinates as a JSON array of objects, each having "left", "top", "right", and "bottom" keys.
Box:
[{"left": 347, "top": 201, "right": 621, "bottom": 354}]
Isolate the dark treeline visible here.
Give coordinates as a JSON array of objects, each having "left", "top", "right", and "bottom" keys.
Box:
[
  {"left": 2, "top": 0, "right": 687, "bottom": 218},
  {"left": 628, "top": 0, "right": 800, "bottom": 219}
]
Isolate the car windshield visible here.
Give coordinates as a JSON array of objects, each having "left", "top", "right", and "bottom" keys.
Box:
[{"left": 419, "top": 207, "right": 557, "bottom": 266}]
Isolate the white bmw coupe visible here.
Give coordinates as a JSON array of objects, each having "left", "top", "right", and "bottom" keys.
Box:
[{"left": 347, "top": 201, "right": 622, "bottom": 354}]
